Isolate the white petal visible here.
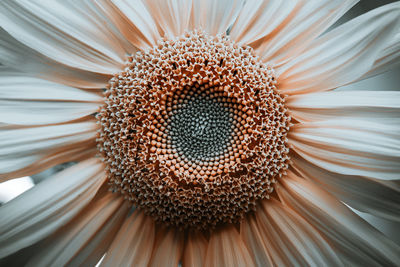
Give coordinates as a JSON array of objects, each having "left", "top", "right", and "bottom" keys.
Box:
[
  {"left": 0, "top": 28, "right": 109, "bottom": 89},
  {"left": 204, "top": 225, "right": 255, "bottom": 267},
  {"left": 287, "top": 90, "right": 400, "bottom": 122},
  {"left": 242, "top": 198, "right": 342, "bottom": 266},
  {"left": 277, "top": 173, "right": 400, "bottom": 266},
  {"left": 149, "top": 227, "right": 184, "bottom": 267},
  {"left": 0, "top": 159, "right": 106, "bottom": 258},
  {"left": 143, "top": 0, "right": 192, "bottom": 38},
  {"left": 191, "top": 0, "right": 244, "bottom": 36},
  {"left": 0, "top": 121, "right": 98, "bottom": 181},
  {"left": 278, "top": 2, "right": 400, "bottom": 95},
  {"left": 101, "top": 211, "right": 155, "bottom": 267},
  {"left": 25, "top": 189, "right": 128, "bottom": 267},
  {"left": 292, "top": 155, "right": 400, "bottom": 222},
  {"left": 0, "top": 0, "right": 126, "bottom": 74},
  {"left": 96, "top": 0, "right": 161, "bottom": 49},
  {"left": 289, "top": 118, "right": 400, "bottom": 180},
  {"left": 65, "top": 204, "right": 129, "bottom": 267},
  {"left": 182, "top": 231, "right": 208, "bottom": 267},
  {"left": 0, "top": 73, "right": 102, "bottom": 125},
  {"left": 232, "top": 0, "right": 357, "bottom": 66},
  {"left": 364, "top": 31, "right": 400, "bottom": 79}
]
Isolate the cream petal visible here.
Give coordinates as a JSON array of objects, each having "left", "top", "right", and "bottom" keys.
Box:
[
  {"left": 191, "top": 0, "right": 245, "bottom": 36},
  {"left": 286, "top": 90, "right": 400, "bottom": 122},
  {"left": 0, "top": 72, "right": 102, "bottom": 125},
  {"left": 277, "top": 173, "right": 400, "bottom": 266},
  {"left": 204, "top": 225, "right": 255, "bottom": 267},
  {"left": 0, "top": 121, "right": 98, "bottom": 181},
  {"left": 143, "top": 0, "right": 192, "bottom": 38},
  {"left": 0, "top": 28, "right": 109, "bottom": 89},
  {"left": 278, "top": 2, "right": 400, "bottom": 95},
  {"left": 0, "top": 159, "right": 106, "bottom": 258},
  {"left": 292, "top": 155, "right": 400, "bottom": 222},
  {"left": 149, "top": 227, "right": 184, "bottom": 267},
  {"left": 182, "top": 231, "right": 208, "bottom": 267},
  {"left": 363, "top": 31, "right": 400, "bottom": 79},
  {"left": 101, "top": 211, "right": 156, "bottom": 267},
  {"left": 96, "top": 0, "right": 161, "bottom": 49},
  {"left": 25, "top": 189, "right": 128, "bottom": 267},
  {"left": 243, "top": 198, "right": 342, "bottom": 266},
  {"left": 0, "top": 0, "right": 127, "bottom": 74},
  {"left": 232, "top": 0, "right": 357, "bottom": 66},
  {"left": 289, "top": 118, "right": 400, "bottom": 180}
]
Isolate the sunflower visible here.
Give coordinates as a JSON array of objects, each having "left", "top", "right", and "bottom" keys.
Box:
[{"left": 0, "top": 0, "right": 400, "bottom": 266}]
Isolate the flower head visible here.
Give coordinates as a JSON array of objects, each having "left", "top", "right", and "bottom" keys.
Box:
[{"left": 0, "top": 0, "right": 399, "bottom": 266}]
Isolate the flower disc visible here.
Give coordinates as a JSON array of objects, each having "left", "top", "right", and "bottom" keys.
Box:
[{"left": 97, "top": 31, "right": 291, "bottom": 229}]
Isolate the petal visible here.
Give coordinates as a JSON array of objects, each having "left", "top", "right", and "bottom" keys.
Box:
[
  {"left": 149, "top": 227, "right": 184, "bottom": 267},
  {"left": 182, "top": 231, "right": 208, "bottom": 267},
  {"left": 242, "top": 198, "right": 342, "bottom": 266},
  {"left": 240, "top": 214, "right": 274, "bottom": 267},
  {"left": 0, "top": 121, "right": 98, "bottom": 181},
  {"left": 0, "top": 159, "right": 106, "bottom": 258},
  {"left": 364, "top": 31, "right": 400, "bottom": 79},
  {"left": 95, "top": 0, "right": 161, "bottom": 49},
  {"left": 0, "top": 72, "right": 102, "bottom": 125},
  {"left": 232, "top": 0, "right": 357, "bottom": 66},
  {"left": 278, "top": 2, "right": 400, "bottom": 95},
  {"left": 289, "top": 118, "right": 400, "bottom": 180},
  {"left": 277, "top": 173, "right": 400, "bottom": 266},
  {"left": 0, "top": 28, "right": 109, "bottom": 89},
  {"left": 0, "top": 0, "right": 127, "bottom": 74},
  {"left": 191, "top": 0, "right": 245, "bottom": 36},
  {"left": 204, "top": 225, "right": 255, "bottom": 267},
  {"left": 292, "top": 155, "right": 400, "bottom": 222},
  {"left": 286, "top": 90, "right": 400, "bottom": 122},
  {"left": 350, "top": 208, "right": 400, "bottom": 246},
  {"left": 143, "top": 0, "right": 192, "bottom": 38},
  {"left": 101, "top": 211, "right": 156, "bottom": 267},
  {"left": 25, "top": 189, "right": 128, "bottom": 267}
]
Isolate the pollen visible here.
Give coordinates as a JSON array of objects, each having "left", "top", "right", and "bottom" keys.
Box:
[{"left": 97, "top": 30, "right": 291, "bottom": 229}]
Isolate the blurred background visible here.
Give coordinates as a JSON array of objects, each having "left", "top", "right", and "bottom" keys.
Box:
[{"left": 0, "top": 0, "right": 399, "bottom": 245}]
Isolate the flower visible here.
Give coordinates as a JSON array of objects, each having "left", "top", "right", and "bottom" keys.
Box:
[{"left": 0, "top": 0, "right": 399, "bottom": 266}]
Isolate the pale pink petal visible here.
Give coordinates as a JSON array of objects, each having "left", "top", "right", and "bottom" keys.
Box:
[
  {"left": 245, "top": 198, "right": 342, "bottom": 266},
  {"left": 277, "top": 173, "right": 400, "bottom": 266},
  {"left": 204, "top": 225, "right": 255, "bottom": 267},
  {"left": 101, "top": 211, "right": 156, "bottom": 267},
  {"left": 182, "top": 231, "right": 208, "bottom": 267},
  {"left": 190, "top": 0, "right": 244, "bottom": 36},
  {"left": 278, "top": 2, "right": 400, "bottom": 95},
  {"left": 0, "top": 0, "right": 127, "bottom": 74},
  {"left": 232, "top": 0, "right": 357, "bottom": 66},
  {"left": 289, "top": 118, "right": 400, "bottom": 180},
  {"left": 0, "top": 71, "right": 102, "bottom": 125},
  {"left": 286, "top": 91, "right": 400, "bottom": 122},
  {"left": 240, "top": 214, "right": 274, "bottom": 267},
  {"left": 0, "top": 121, "right": 98, "bottom": 181},
  {"left": 149, "top": 227, "right": 184, "bottom": 267},
  {"left": 292, "top": 155, "right": 400, "bottom": 222},
  {"left": 0, "top": 159, "right": 106, "bottom": 258},
  {"left": 96, "top": 0, "right": 161, "bottom": 49},
  {"left": 143, "top": 0, "right": 192, "bottom": 38},
  {"left": 25, "top": 189, "right": 128, "bottom": 267}
]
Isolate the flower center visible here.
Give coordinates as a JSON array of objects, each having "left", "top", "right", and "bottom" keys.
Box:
[{"left": 97, "top": 31, "right": 291, "bottom": 229}]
